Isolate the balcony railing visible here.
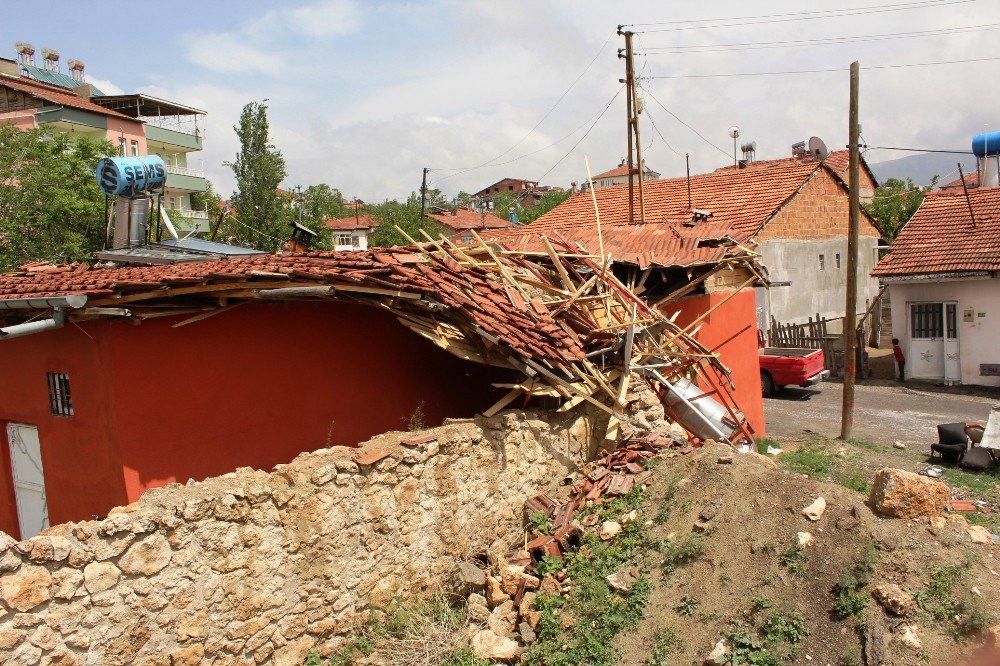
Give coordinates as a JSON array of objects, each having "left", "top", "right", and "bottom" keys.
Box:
[
  {"left": 166, "top": 164, "right": 205, "bottom": 178},
  {"left": 176, "top": 209, "right": 209, "bottom": 220}
]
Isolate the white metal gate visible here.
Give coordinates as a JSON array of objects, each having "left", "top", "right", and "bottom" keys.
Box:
[{"left": 6, "top": 423, "right": 48, "bottom": 539}]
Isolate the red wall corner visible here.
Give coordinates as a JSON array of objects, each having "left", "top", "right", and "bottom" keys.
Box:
[{"left": 659, "top": 289, "right": 766, "bottom": 438}]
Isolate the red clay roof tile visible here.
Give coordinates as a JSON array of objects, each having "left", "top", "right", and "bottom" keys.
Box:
[{"left": 872, "top": 186, "right": 1000, "bottom": 277}]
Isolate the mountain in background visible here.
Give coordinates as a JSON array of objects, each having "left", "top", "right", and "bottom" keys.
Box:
[{"left": 868, "top": 151, "right": 976, "bottom": 187}]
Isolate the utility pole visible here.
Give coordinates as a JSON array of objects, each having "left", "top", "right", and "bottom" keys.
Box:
[
  {"left": 618, "top": 27, "right": 646, "bottom": 224},
  {"left": 295, "top": 185, "right": 303, "bottom": 226},
  {"left": 841, "top": 61, "right": 861, "bottom": 441},
  {"left": 419, "top": 167, "right": 429, "bottom": 223}
]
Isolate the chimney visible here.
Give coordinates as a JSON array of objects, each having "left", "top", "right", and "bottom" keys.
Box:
[
  {"left": 67, "top": 59, "right": 85, "bottom": 81},
  {"left": 791, "top": 140, "right": 808, "bottom": 158},
  {"left": 15, "top": 42, "right": 35, "bottom": 68},
  {"left": 40, "top": 48, "right": 59, "bottom": 72}
]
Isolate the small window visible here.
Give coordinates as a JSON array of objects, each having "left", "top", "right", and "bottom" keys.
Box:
[
  {"left": 818, "top": 254, "right": 826, "bottom": 271},
  {"left": 351, "top": 235, "right": 360, "bottom": 248},
  {"left": 336, "top": 233, "right": 352, "bottom": 246},
  {"left": 911, "top": 303, "right": 943, "bottom": 339},
  {"left": 47, "top": 372, "right": 73, "bottom": 416},
  {"left": 461, "top": 235, "right": 473, "bottom": 243},
  {"left": 835, "top": 253, "right": 841, "bottom": 269},
  {"left": 130, "top": 140, "right": 139, "bottom": 156}
]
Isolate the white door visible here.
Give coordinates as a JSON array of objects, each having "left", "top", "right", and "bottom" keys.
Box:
[
  {"left": 943, "top": 302, "right": 961, "bottom": 383},
  {"left": 6, "top": 423, "right": 48, "bottom": 539},
  {"left": 908, "top": 302, "right": 945, "bottom": 379}
]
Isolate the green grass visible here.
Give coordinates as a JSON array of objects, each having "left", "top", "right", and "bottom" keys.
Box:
[
  {"left": 965, "top": 510, "right": 1000, "bottom": 534},
  {"left": 756, "top": 437, "right": 782, "bottom": 455},
  {"left": 780, "top": 444, "right": 834, "bottom": 477},
  {"left": 778, "top": 442, "right": 874, "bottom": 495},
  {"left": 527, "top": 520, "right": 653, "bottom": 666},
  {"left": 528, "top": 510, "right": 551, "bottom": 535},
  {"left": 913, "top": 564, "right": 997, "bottom": 639},
  {"left": 832, "top": 542, "right": 877, "bottom": 619},
  {"left": 661, "top": 534, "right": 705, "bottom": 578},
  {"left": 779, "top": 538, "right": 809, "bottom": 578},
  {"left": 940, "top": 465, "right": 1000, "bottom": 500},
  {"left": 645, "top": 627, "right": 684, "bottom": 666},
  {"left": 674, "top": 596, "right": 699, "bottom": 616}
]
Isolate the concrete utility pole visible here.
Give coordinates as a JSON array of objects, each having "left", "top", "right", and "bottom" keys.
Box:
[
  {"left": 840, "top": 61, "right": 861, "bottom": 441},
  {"left": 618, "top": 27, "right": 646, "bottom": 224},
  {"left": 419, "top": 167, "right": 429, "bottom": 222}
]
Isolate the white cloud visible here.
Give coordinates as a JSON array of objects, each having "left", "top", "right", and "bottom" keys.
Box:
[
  {"left": 288, "top": 0, "right": 363, "bottom": 37},
  {"left": 86, "top": 76, "right": 123, "bottom": 95},
  {"left": 184, "top": 33, "right": 286, "bottom": 76}
]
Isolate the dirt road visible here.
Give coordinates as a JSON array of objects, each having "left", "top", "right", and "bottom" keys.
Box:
[{"left": 764, "top": 380, "right": 999, "bottom": 449}]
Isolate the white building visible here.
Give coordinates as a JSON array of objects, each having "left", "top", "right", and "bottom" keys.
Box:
[
  {"left": 873, "top": 184, "right": 1000, "bottom": 386},
  {"left": 324, "top": 213, "right": 377, "bottom": 251}
]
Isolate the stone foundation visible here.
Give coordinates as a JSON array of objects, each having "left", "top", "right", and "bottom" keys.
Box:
[{"left": 0, "top": 409, "right": 606, "bottom": 665}]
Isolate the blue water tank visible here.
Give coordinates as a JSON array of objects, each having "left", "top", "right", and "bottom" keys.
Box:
[
  {"left": 971, "top": 131, "right": 1000, "bottom": 157},
  {"left": 95, "top": 156, "right": 167, "bottom": 196}
]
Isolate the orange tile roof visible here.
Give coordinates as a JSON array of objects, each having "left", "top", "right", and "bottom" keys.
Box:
[
  {"left": 0, "top": 74, "right": 132, "bottom": 120},
  {"left": 593, "top": 164, "right": 631, "bottom": 179},
  {"left": 324, "top": 215, "right": 377, "bottom": 231},
  {"left": 0, "top": 249, "right": 584, "bottom": 364},
  {"left": 490, "top": 158, "right": 829, "bottom": 268},
  {"left": 872, "top": 186, "right": 1000, "bottom": 277},
  {"left": 940, "top": 172, "right": 979, "bottom": 190},
  {"left": 427, "top": 208, "right": 512, "bottom": 231}
]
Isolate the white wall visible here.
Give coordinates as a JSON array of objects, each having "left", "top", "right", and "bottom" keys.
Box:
[
  {"left": 760, "top": 236, "right": 880, "bottom": 327},
  {"left": 888, "top": 277, "right": 1000, "bottom": 387}
]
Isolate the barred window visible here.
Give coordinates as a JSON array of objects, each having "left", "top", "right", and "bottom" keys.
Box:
[
  {"left": 911, "top": 303, "right": 943, "bottom": 339},
  {"left": 946, "top": 303, "right": 957, "bottom": 338},
  {"left": 47, "top": 372, "right": 73, "bottom": 416}
]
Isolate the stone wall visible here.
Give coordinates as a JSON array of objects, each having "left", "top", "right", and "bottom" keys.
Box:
[{"left": 0, "top": 409, "right": 608, "bottom": 665}]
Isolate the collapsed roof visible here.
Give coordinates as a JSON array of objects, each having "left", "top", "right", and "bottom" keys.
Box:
[{"left": 0, "top": 234, "right": 758, "bottom": 444}]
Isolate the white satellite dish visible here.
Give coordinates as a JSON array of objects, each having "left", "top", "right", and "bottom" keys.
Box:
[{"left": 808, "top": 136, "right": 829, "bottom": 161}]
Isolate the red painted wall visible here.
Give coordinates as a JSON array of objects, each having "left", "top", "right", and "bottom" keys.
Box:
[
  {"left": 0, "top": 300, "right": 507, "bottom": 536},
  {"left": 659, "top": 290, "right": 766, "bottom": 438}
]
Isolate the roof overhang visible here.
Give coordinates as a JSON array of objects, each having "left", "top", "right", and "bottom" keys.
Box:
[
  {"left": 91, "top": 94, "right": 206, "bottom": 117},
  {"left": 878, "top": 271, "right": 994, "bottom": 284}
]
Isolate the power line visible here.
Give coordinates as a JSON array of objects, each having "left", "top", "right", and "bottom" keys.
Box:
[
  {"left": 433, "top": 86, "right": 625, "bottom": 182},
  {"left": 644, "top": 108, "right": 684, "bottom": 159},
  {"left": 862, "top": 145, "right": 974, "bottom": 154},
  {"left": 639, "top": 23, "right": 1000, "bottom": 54},
  {"left": 625, "top": 0, "right": 975, "bottom": 33},
  {"left": 642, "top": 89, "right": 731, "bottom": 159},
  {"left": 533, "top": 86, "right": 625, "bottom": 185},
  {"left": 641, "top": 56, "right": 1000, "bottom": 79},
  {"left": 431, "top": 31, "right": 615, "bottom": 180}
]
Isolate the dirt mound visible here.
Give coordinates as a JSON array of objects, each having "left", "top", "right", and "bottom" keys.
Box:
[{"left": 616, "top": 442, "right": 999, "bottom": 666}]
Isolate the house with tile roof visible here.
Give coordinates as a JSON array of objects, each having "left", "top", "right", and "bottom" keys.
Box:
[
  {"left": 426, "top": 207, "right": 514, "bottom": 243},
  {"left": 502, "top": 149, "right": 882, "bottom": 334},
  {"left": 582, "top": 159, "right": 661, "bottom": 191},
  {"left": 323, "top": 213, "right": 378, "bottom": 250},
  {"left": 872, "top": 186, "right": 1000, "bottom": 386},
  {"left": 0, "top": 50, "right": 212, "bottom": 235}
]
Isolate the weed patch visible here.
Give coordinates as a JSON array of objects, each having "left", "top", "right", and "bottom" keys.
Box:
[
  {"left": 645, "top": 627, "right": 684, "bottom": 665},
  {"left": 779, "top": 539, "right": 809, "bottom": 578},
  {"left": 913, "top": 564, "right": 997, "bottom": 639},
  {"left": 661, "top": 534, "right": 705, "bottom": 577},
  {"left": 832, "top": 542, "right": 877, "bottom": 619},
  {"left": 528, "top": 522, "right": 653, "bottom": 666}
]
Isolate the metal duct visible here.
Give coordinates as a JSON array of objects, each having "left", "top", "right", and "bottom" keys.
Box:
[
  {"left": 0, "top": 295, "right": 87, "bottom": 310},
  {"left": 0, "top": 308, "right": 68, "bottom": 340}
]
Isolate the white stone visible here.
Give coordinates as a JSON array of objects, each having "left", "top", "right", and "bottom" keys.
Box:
[
  {"left": 83, "top": 562, "right": 120, "bottom": 595},
  {"left": 599, "top": 521, "right": 622, "bottom": 540},
  {"left": 705, "top": 638, "right": 729, "bottom": 665},
  {"left": 471, "top": 628, "right": 520, "bottom": 662},
  {"left": 796, "top": 532, "right": 814, "bottom": 547},
  {"left": 801, "top": 497, "right": 826, "bottom": 521},
  {"left": 899, "top": 625, "right": 922, "bottom": 650}
]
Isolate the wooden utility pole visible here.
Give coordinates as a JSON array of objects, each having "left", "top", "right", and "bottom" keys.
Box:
[
  {"left": 419, "top": 167, "right": 429, "bottom": 222},
  {"left": 840, "top": 61, "right": 861, "bottom": 441},
  {"left": 619, "top": 28, "right": 646, "bottom": 224}
]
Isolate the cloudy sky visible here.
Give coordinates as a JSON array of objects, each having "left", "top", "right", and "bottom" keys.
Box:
[{"left": 3, "top": 0, "right": 999, "bottom": 200}]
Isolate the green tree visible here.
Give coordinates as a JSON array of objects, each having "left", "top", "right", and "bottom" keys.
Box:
[
  {"left": 300, "top": 184, "right": 348, "bottom": 224},
  {"left": 0, "top": 126, "right": 114, "bottom": 269},
  {"left": 863, "top": 177, "right": 936, "bottom": 242},
  {"left": 490, "top": 191, "right": 523, "bottom": 223},
  {"left": 367, "top": 192, "right": 442, "bottom": 247},
  {"left": 520, "top": 189, "right": 573, "bottom": 224},
  {"left": 189, "top": 181, "right": 223, "bottom": 216},
  {"left": 456, "top": 191, "right": 473, "bottom": 208},
  {"left": 223, "top": 101, "right": 288, "bottom": 252}
]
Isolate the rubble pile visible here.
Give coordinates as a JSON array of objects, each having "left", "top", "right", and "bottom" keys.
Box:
[{"left": 458, "top": 433, "right": 680, "bottom": 661}]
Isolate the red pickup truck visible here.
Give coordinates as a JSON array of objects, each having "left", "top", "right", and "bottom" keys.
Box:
[{"left": 759, "top": 348, "right": 829, "bottom": 397}]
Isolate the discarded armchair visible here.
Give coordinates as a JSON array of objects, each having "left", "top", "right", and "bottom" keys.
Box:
[{"left": 930, "top": 422, "right": 969, "bottom": 464}]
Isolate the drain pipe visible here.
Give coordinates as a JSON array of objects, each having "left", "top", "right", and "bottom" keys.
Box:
[{"left": 0, "top": 295, "right": 88, "bottom": 341}]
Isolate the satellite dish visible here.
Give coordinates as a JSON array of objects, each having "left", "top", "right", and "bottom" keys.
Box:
[
  {"left": 728, "top": 126, "right": 741, "bottom": 139},
  {"left": 808, "top": 136, "right": 829, "bottom": 161}
]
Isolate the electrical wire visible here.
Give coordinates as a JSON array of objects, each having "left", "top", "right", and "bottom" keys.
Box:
[
  {"left": 533, "top": 86, "right": 626, "bottom": 185},
  {"left": 431, "top": 31, "right": 616, "bottom": 179},
  {"left": 862, "top": 145, "right": 973, "bottom": 154},
  {"left": 644, "top": 108, "right": 684, "bottom": 159},
  {"left": 624, "top": 0, "right": 975, "bottom": 33},
  {"left": 639, "top": 23, "right": 1000, "bottom": 54},
  {"left": 642, "top": 89, "right": 731, "bottom": 159},
  {"left": 433, "top": 86, "right": 626, "bottom": 183},
  {"left": 641, "top": 56, "right": 1000, "bottom": 79}
]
